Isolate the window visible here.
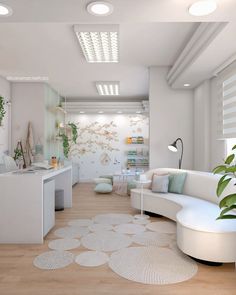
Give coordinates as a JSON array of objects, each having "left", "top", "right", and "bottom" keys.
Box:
[{"left": 217, "top": 61, "right": 236, "bottom": 139}]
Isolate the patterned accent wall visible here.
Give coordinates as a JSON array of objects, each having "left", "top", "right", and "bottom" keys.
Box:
[{"left": 66, "top": 113, "right": 149, "bottom": 181}]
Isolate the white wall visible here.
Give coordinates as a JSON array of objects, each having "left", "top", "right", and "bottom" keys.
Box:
[
  {"left": 11, "top": 83, "right": 45, "bottom": 155},
  {"left": 66, "top": 113, "right": 149, "bottom": 181},
  {"left": 193, "top": 80, "right": 211, "bottom": 171},
  {"left": 149, "top": 67, "right": 194, "bottom": 170},
  {"left": 11, "top": 82, "right": 61, "bottom": 161},
  {"left": 0, "top": 76, "right": 11, "bottom": 156}
]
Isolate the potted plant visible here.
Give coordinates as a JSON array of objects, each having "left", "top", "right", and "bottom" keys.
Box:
[
  {"left": 0, "top": 96, "right": 6, "bottom": 126},
  {"left": 213, "top": 145, "right": 236, "bottom": 219}
]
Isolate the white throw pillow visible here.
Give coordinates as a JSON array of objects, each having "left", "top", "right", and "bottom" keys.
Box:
[{"left": 152, "top": 174, "right": 169, "bottom": 193}]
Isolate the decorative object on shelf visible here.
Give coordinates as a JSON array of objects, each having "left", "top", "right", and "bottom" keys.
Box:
[
  {"left": 127, "top": 148, "right": 149, "bottom": 167},
  {"left": 126, "top": 136, "right": 144, "bottom": 144},
  {"left": 0, "top": 96, "right": 6, "bottom": 126},
  {"left": 168, "top": 137, "right": 184, "bottom": 169},
  {"left": 213, "top": 144, "right": 236, "bottom": 219}
]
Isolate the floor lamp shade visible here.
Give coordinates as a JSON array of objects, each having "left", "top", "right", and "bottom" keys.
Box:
[{"left": 168, "top": 138, "right": 184, "bottom": 169}]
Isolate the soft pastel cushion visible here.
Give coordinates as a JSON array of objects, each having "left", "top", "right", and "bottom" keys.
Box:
[
  {"left": 94, "top": 178, "right": 112, "bottom": 184},
  {"left": 152, "top": 174, "right": 169, "bottom": 193},
  {"left": 94, "top": 183, "right": 113, "bottom": 193},
  {"left": 100, "top": 175, "right": 113, "bottom": 184},
  {"left": 168, "top": 173, "right": 187, "bottom": 194}
]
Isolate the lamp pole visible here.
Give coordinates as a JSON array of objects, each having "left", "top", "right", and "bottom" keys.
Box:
[{"left": 175, "top": 138, "right": 184, "bottom": 169}]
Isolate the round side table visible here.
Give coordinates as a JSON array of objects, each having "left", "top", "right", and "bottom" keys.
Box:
[{"left": 133, "top": 179, "right": 151, "bottom": 220}]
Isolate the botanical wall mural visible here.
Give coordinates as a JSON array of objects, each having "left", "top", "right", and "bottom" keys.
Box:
[
  {"left": 66, "top": 114, "right": 149, "bottom": 181},
  {"left": 69, "top": 121, "right": 120, "bottom": 157}
]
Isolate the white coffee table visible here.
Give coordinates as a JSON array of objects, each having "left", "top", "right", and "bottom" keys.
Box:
[{"left": 133, "top": 179, "right": 151, "bottom": 220}]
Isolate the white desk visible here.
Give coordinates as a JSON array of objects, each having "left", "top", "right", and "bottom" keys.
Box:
[{"left": 0, "top": 166, "right": 72, "bottom": 244}]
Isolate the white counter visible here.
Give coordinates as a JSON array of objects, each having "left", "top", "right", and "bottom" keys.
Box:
[{"left": 0, "top": 166, "right": 72, "bottom": 244}]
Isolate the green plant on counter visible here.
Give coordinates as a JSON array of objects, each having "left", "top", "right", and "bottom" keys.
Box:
[
  {"left": 213, "top": 144, "right": 236, "bottom": 220},
  {"left": 13, "top": 147, "right": 23, "bottom": 161},
  {"left": 61, "top": 134, "right": 70, "bottom": 158},
  {"left": 68, "top": 122, "right": 78, "bottom": 143},
  {"left": 0, "top": 96, "right": 6, "bottom": 126}
]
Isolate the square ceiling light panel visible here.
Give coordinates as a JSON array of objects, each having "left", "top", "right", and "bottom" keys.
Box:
[
  {"left": 74, "top": 24, "right": 119, "bottom": 63},
  {"left": 96, "top": 81, "right": 120, "bottom": 96}
]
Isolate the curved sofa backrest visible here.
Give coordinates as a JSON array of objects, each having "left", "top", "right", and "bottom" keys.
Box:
[{"left": 145, "top": 168, "right": 235, "bottom": 205}]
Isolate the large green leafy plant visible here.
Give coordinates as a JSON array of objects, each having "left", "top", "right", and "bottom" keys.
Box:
[
  {"left": 213, "top": 145, "right": 236, "bottom": 219},
  {"left": 0, "top": 96, "right": 6, "bottom": 126}
]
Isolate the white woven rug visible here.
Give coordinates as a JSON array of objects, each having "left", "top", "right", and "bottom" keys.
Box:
[
  {"left": 146, "top": 221, "right": 176, "bottom": 234},
  {"left": 75, "top": 251, "right": 109, "bottom": 267},
  {"left": 68, "top": 219, "right": 93, "bottom": 227},
  {"left": 114, "top": 223, "right": 146, "bottom": 235},
  {"left": 132, "top": 232, "right": 173, "bottom": 247},
  {"left": 33, "top": 251, "right": 74, "bottom": 270},
  {"left": 54, "top": 226, "right": 89, "bottom": 239},
  {"left": 89, "top": 223, "right": 113, "bottom": 232},
  {"left": 109, "top": 247, "right": 198, "bottom": 284},
  {"left": 48, "top": 238, "right": 80, "bottom": 251},
  {"left": 133, "top": 219, "right": 151, "bottom": 225},
  {"left": 93, "top": 213, "right": 133, "bottom": 225},
  {"left": 81, "top": 231, "right": 132, "bottom": 252}
]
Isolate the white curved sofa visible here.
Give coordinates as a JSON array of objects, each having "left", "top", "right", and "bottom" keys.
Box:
[{"left": 131, "top": 168, "right": 236, "bottom": 263}]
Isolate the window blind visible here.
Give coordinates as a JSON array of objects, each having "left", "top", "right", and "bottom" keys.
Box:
[{"left": 217, "top": 61, "right": 236, "bottom": 139}]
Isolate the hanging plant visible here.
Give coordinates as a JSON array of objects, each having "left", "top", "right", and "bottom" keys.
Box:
[
  {"left": 0, "top": 96, "right": 6, "bottom": 126},
  {"left": 61, "top": 134, "right": 70, "bottom": 158},
  {"left": 68, "top": 122, "right": 78, "bottom": 143}
]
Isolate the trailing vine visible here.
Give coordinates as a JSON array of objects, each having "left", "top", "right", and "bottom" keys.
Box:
[
  {"left": 61, "top": 134, "right": 70, "bottom": 158},
  {"left": 68, "top": 122, "right": 78, "bottom": 143}
]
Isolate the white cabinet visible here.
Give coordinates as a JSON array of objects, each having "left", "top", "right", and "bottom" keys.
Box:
[{"left": 43, "top": 179, "right": 55, "bottom": 236}]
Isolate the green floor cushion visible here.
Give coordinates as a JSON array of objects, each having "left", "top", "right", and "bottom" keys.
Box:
[
  {"left": 94, "top": 177, "right": 112, "bottom": 184},
  {"left": 99, "top": 175, "right": 113, "bottom": 184},
  {"left": 94, "top": 183, "right": 113, "bottom": 194},
  {"left": 127, "top": 181, "right": 137, "bottom": 196}
]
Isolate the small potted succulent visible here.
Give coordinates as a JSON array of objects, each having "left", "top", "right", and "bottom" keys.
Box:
[{"left": 0, "top": 96, "right": 6, "bottom": 126}]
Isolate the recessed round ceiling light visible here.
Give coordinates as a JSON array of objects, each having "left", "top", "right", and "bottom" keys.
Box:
[
  {"left": 184, "top": 83, "right": 191, "bottom": 87},
  {"left": 87, "top": 1, "right": 113, "bottom": 16},
  {"left": 189, "top": 1, "right": 217, "bottom": 16},
  {"left": 0, "top": 3, "right": 13, "bottom": 16}
]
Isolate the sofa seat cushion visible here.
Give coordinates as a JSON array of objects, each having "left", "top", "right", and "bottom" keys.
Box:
[{"left": 131, "top": 188, "right": 236, "bottom": 234}]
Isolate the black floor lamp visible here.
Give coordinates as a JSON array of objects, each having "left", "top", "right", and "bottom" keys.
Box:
[{"left": 168, "top": 138, "right": 184, "bottom": 169}]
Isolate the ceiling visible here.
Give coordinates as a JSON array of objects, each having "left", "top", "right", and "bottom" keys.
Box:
[
  {"left": 0, "top": 22, "right": 197, "bottom": 98},
  {"left": 0, "top": 0, "right": 236, "bottom": 97}
]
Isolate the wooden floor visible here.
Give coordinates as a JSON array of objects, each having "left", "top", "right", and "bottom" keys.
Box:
[{"left": 0, "top": 183, "right": 235, "bottom": 295}]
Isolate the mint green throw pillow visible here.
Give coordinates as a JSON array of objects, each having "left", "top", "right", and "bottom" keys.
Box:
[
  {"left": 168, "top": 173, "right": 187, "bottom": 194},
  {"left": 94, "top": 183, "right": 113, "bottom": 194}
]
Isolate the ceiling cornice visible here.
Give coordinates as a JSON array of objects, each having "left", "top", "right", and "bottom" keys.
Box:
[
  {"left": 167, "top": 22, "right": 227, "bottom": 87},
  {"left": 62, "top": 101, "right": 149, "bottom": 114}
]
